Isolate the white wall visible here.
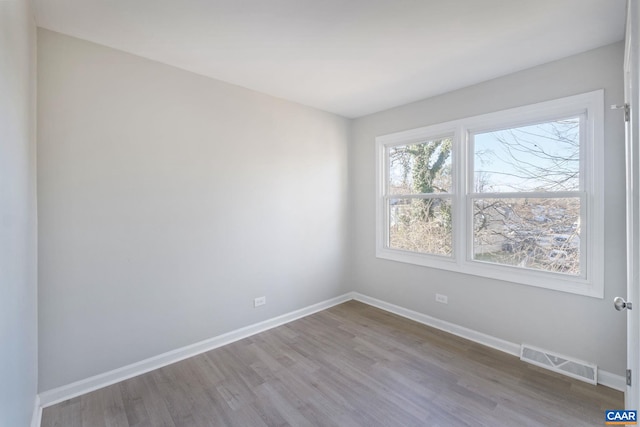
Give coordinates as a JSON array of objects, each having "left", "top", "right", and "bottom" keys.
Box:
[
  {"left": 350, "top": 42, "right": 627, "bottom": 375},
  {"left": 37, "top": 29, "right": 350, "bottom": 391},
  {"left": 0, "top": 0, "right": 38, "bottom": 425}
]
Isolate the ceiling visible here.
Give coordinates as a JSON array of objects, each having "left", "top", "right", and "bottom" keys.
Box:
[{"left": 34, "top": 0, "right": 627, "bottom": 118}]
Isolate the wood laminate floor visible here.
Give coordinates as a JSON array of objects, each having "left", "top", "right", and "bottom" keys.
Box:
[{"left": 41, "top": 301, "right": 622, "bottom": 426}]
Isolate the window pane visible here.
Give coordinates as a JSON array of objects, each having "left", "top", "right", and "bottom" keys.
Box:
[
  {"left": 388, "top": 137, "right": 452, "bottom": 195},
  {"left": 473, "top": 197, "right": 580, "bottom": 275},
  {"left": 473, "top": 118, "right": 580, "bottom": 192},
  {"left": 389, "top": 198, "right": 452, "bottom": 256}
]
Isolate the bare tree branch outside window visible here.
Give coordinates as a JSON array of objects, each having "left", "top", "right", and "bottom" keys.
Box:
[
  {"left": 473, "top": 118, "right": 581, "bottom": 275},
  {"left": 388, "top": 138, "right": 453, "bottom": 256}
]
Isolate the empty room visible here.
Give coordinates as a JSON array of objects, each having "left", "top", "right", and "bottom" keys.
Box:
[{"left": 3, "top": 0, "right": 640, "bottom": 426}]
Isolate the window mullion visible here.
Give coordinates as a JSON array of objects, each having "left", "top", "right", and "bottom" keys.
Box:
[{"left": 456, "top": 125, "right": 468, "bottom": 266}]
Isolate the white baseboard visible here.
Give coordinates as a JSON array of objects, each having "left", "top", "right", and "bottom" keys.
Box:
[
  {"left": 38, "top": 292, "right": 355, "bottom": 408},
  {"left": 36, "top": 289, "right": 625, "bottom": 416},
  {"left": 598, "top": 369, "right": 627, "bottom": 392},
  {"left": 30, "top": 394, "right": 41, "bottom": 427},
  {"left": 351, "top": 292, "right": 626, "bottom": 392},
  {"left": 352, "top": 292, "right": 520, "bottom": 356}
]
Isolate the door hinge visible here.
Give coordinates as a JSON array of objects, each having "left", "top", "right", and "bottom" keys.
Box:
[
  {"left": 625, "top": 104, "right": 630, "bottom": 122},
  {"left": 611, "top": 103, "right": 630, "bottom": 122},
  {"left": 627, "top": 369, "right": 632, "bottom": 386}
]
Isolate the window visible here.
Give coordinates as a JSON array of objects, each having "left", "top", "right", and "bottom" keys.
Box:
[
  {"left": 387, "top": 136, "right": 454, "bottom": 256},
  {"left": 376, "top": 91, "right": 604, "bottom": 297}
]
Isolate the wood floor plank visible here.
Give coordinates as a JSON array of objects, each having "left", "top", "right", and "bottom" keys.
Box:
[{"left": 41, "top": 301, "right": 623, "bottom": 426}]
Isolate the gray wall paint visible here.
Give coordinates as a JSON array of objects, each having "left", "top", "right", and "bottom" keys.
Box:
[
  {"left": 37, "top": 29, "right": 350, "bottom": 391},
  {"left": 0, "top": 0, "right": 38, "bottom": 425},
  {"left": 350, "top": 42, "right": 627, "bottom": 375}
]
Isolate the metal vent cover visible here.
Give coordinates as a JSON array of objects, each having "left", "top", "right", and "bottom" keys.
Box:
[{"left": 520, "top": 344, "right": 597, "bottom": 385}]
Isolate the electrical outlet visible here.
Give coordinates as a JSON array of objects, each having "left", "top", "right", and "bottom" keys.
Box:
[
  {"left": 435, "top": 294, "right": 448, "bottom": 304},
  {"left": 254, "top": 296, "right": 266, "bottom": 307}
]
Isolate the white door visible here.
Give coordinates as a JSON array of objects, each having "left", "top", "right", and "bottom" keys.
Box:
[{"left": 623, "top": 0, "right": 640, "bottom": 411}]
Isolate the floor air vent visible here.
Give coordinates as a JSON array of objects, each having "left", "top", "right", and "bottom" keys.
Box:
[{"left": 520, "top": 344, "right": 597, "bottom": 385}]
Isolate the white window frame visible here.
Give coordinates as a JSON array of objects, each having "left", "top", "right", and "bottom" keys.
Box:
[{"left": 376, "top": 90, "right": 604, "bottom": 298}]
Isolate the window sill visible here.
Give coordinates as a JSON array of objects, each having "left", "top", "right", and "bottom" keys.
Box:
[{"left": 375, "top": 247, "right": 603, "bottom": 299}]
